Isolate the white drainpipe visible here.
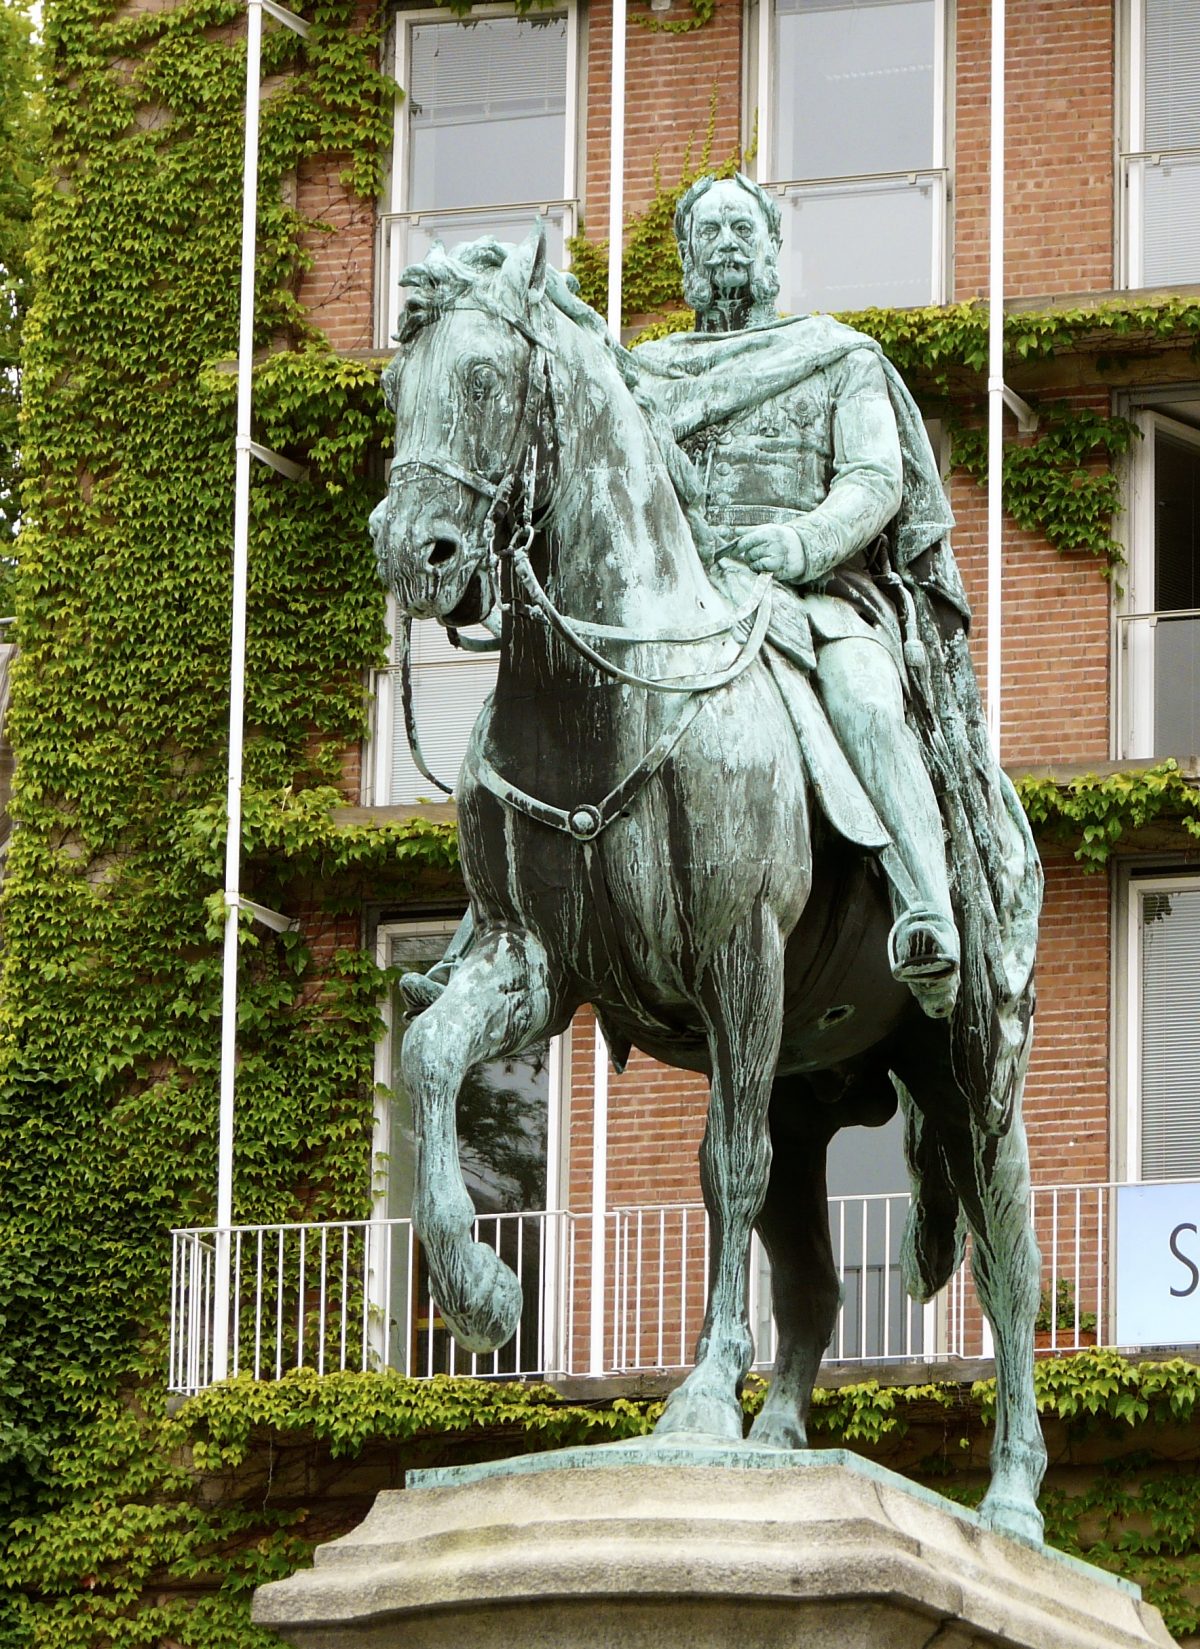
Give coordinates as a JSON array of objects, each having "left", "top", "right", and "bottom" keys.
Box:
[{"left": 607, "top": 0, "right": 626, "bottom": 338}]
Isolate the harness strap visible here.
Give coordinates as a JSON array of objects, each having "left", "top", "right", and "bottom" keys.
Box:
[
  {"left": 397, "top": 616, "right": 455, "bottom": 795},
  {"left": 472, "top": 690, "right": 710, "bottom": 842},
  {"left": 509, "top": 546, "right": 774, "bottom": 695},
  {"left": 390, "top": 455, "right": 502, "bottom": 501}
]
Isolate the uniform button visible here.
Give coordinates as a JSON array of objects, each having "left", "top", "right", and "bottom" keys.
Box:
[{"left": 715, "top": 462, "right": 731, "bottom": 476}]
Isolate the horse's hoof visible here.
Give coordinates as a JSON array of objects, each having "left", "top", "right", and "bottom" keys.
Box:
[
  {"left": 979, "top": 1492, "right": 1044, "bottom": 1546},
  {"left": 398, "top": 970, "right": 445, "bottom": 1016},
  {"left": 747, "top": 1408, "right": 807, "bottom": 1450},
  {"left": 654, "top": 1381, "right": 744, "bottom": 1444},
  {"left": 436, "top": 1242, "right": 523, "bottom": 1354}
]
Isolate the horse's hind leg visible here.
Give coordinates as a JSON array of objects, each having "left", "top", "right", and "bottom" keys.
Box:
[
  {"left": 655, "top": 907, "right": 785, "bottom": 1443},
  {"left": 898, "top": 1030, "right": 1047, "bottom": 1543},
  {"left": 950, "top": 1106, "right": 1046, "bottom": 1542},
  {"left": 747, "top": 1089, "right": 840, "bottom": 1450},
  {"left": 399, "top": 925, "right": 555, "bottom": 1354}
]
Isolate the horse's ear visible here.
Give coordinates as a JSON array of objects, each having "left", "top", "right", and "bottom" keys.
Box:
[{"left": 497, "top": 221, "right": 549, "bottom": 312}]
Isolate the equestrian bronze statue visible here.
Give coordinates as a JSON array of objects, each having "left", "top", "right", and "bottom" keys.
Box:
[{"left": 368, "top": 177, "right": 1046, "bottom": 1542}]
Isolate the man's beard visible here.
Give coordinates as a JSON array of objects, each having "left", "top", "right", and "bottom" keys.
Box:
[{"left": 681, "top": 245, "right": 780, "bottom": 318}]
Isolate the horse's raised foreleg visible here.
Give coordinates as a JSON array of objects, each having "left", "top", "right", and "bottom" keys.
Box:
[
  {"left": 399, "top": 925, "right": 555, "bottom": 1353},
  {"left": 655, "top": 907, "right": 785, "bottom": 1444},
  {"left": 746, "top": 1090, "right": 840, "bottom": 1450}
]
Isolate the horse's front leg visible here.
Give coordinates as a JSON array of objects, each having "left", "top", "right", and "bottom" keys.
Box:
[
  {"left": 400, "top": 925, "right": 556, "bottom": 1353},
  {"left": 654, "top": 906, "right": 785, "bottom": 1443}
]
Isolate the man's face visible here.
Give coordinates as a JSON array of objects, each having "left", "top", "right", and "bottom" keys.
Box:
[{"left": 688, "top": 183, "right": 773, "bottom": 299}]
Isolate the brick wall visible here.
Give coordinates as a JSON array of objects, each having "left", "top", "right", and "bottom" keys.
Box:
[
  {"left": 296, "top": 156, "right": 377, "bottom": 352},
  {"left": 583, "top": 0, "right": 743, "bottom": 238},
  {"left": 953, "top": 0, "right": 1115, "bottom": 300}
]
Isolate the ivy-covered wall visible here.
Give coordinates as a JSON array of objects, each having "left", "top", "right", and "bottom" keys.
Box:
[{"left": 0, "top": 0, "right": 462, "bottom": 1639}]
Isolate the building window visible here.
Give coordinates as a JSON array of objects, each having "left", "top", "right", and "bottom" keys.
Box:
[
  {"left": 749, "top": 0, "right": 948, "bottom": 313},
  {"left": 368, "top": 598, "right": 499, "bottom": 805},
  {"left": 377, "top": 3, "right": 578, "bottom": 346},
  {"left": 1117, "top": 406, "right": 1200, "bottom": 761},
  {"left": 1122, "top": 0, "right": 1200, "bottom": 289},
  {"left": 372, "top": 920, "right": 567, "bottom": 1373},
  {"left": 1121, "top": 873, "right": 1200, "bottom": 1182}
]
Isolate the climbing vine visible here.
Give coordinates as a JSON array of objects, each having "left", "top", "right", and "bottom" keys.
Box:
[
  {"left": 0, "top": 0, "right": 457, "bottom": 1643},
  {"left": 1016, "top": 760, "right": 1200, "bottom": 869}
]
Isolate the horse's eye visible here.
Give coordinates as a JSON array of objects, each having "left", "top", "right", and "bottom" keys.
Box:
[{"left": 467, "top": 364, "right": 499, "bottom": 403}]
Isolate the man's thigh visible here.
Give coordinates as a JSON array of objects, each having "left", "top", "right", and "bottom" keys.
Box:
[{"left": 814, "top": 634, "right": 905, "bottom": 725}]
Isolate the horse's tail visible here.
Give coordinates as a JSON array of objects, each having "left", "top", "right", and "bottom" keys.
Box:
[{"left": 896, "top": 1077, "right": 966, "bottom": 1300}]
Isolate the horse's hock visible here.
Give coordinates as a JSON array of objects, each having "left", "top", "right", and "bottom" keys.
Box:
[{"left": 252, "top": 1448, "right": 1172, "bottom": 1649}]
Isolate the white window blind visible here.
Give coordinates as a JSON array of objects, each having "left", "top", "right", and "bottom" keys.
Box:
[
  {"left": 767, "top": 0, "right": 942, "bottom": 312},
  {"left": 1135, "top": 0, "right": 1200, "bottom": 285},
  {"left": 407, "top": 16, "right": 568, "bottom": 214},
  {"left": 1144, "top": 0, "right": 1200, "bottom": 150},
  {"left": 1139, "top": 883, "right": 1200, "bottom": 1179},
  {"left": 385, "top": 619, "right": 499, "bottom": 806}
]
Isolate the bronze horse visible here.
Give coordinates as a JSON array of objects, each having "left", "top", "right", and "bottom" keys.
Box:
[{"left": 369, "top": 227, "right": 1047, "bottom": 1541}]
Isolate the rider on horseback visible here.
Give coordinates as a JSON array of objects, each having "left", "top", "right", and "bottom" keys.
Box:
[{"left": 635, "top": 172, "right": 961, "bottom": 1021}]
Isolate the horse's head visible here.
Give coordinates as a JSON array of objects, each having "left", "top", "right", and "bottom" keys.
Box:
[{"left": 369, "top": 225, "right": 551, "bottom": 627}]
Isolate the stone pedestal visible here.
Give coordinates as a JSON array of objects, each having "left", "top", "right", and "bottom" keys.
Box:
[{"left": 252, "top": 1444, "right": 1173, "bottom": 1649}]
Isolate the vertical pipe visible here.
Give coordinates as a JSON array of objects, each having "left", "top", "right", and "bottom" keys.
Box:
[
  {"left": 212, "top": 0, "right": 264, "bottom": 1384},
  {"left": 588, "top": 1020, "right": 610, "bottom": 1373},
  {"left": 986, "top": 0, "right": 1005, "bottom": 755},
  {"left": 606, "top": 0, "right": 626, "bottom": 338}
]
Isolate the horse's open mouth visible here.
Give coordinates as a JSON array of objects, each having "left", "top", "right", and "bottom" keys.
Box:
[{"left": 445, "top": 572, "right": 489, "bottom": 629}]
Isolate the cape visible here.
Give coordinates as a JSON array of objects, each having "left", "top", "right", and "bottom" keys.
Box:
[{"left": 635, "top": 314, "right": 1041, "bottom": 1138}]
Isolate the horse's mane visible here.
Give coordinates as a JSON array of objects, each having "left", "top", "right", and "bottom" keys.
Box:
[
  {"left": 382, "top": 237, "right": 638, "bottom": 414},
  {"left": 383, "top": 237, "right": 715, "bottom": 561}
]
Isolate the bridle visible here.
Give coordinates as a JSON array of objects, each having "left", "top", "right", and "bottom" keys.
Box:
[{"left": 388, "top": 293, "right": 774, "bottom": 834}]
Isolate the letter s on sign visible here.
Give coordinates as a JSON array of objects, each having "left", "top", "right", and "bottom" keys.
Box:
[{"left": 1169, "top": 1222, "right": 1200, "bottom": 1298}]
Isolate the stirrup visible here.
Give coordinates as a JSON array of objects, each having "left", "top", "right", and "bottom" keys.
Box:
[
  {"left": 888, "top": 909, "right": 960, "bottom": 1021},
  {"left": 398, "top": 970, "right": 446, "bottom": 1017}
]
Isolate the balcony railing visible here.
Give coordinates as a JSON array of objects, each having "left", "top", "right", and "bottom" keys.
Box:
[
  {"left": 767, "top": 168, "right": 947, "bottom": 314},
  {"left": 1116, "top": 608, "right": 1200, "bottom": 760},
  {"left": 170, "top": 1181, "right": 1116, "bottom": 1396}
]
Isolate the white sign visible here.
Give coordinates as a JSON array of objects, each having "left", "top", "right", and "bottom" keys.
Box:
[{"left": 1116, "top": 1181, "right": 1200, "bottom": 1348}]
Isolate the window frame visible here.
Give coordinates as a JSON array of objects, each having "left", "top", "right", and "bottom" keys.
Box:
[
  {"left": 364, "top": 595, "right": 502, "bottom": 808},
  {"left": 1116, "top": 866, "right": 1200, "bottom": 1184},
  {"left": 376, "top": 0, "right": 581, "bottom": 346},
  {"left": 1114, "top": 402, "right": 1200, "bottom": 760},
  {"left": 1119, "top": 0, "right": 1200, "bottom": 290},
  {"left": 745, "top": 0, "right": 952, "bottom": 311}
]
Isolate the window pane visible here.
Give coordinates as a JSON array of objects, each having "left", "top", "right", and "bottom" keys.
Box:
[
  {"left": 772, "top": 0, "right": 935, "bottom": 181},
  {"left": 409, "top": 16, "right": 568, "bottom": 211},
  {"left": 1144, "top": 0, "right": 1200, "bottom": 151},
  {"left": 1137, "top": 153, "right": 1200, "bottom": 287},
  {"left": 385, "top": 620, "right": 499, "bottom": 806},
  {"left": 1152, "top": 613, "right": 1200, "bottom": 758},
  {"left": 1154, "top": 431, "right": 1200, "bottom": 612},
  {"left": 1140, "top": 886, "right": 1200, "bottom": 1180},
  {"left": 775, "top": 174, "right": 938, "bottom": 311},
  {"left": 400, "top": 203, "right": 568, "bottom": 269}
]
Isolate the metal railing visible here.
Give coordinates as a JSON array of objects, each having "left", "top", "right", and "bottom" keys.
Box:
[
  {"left": 374, "top": 199, "right": 576, "bottom": 348},
  {"left": 170, "top": 1180, "right": 1117, "bottom": 1395},
  {"left": 1116, "top": 607, "right": 1200, "bottom": 761}
]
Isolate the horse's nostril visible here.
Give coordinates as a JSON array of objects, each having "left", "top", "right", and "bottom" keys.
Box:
[{"left": 428, "top": 538, "right": 459, "bottom": 567}]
